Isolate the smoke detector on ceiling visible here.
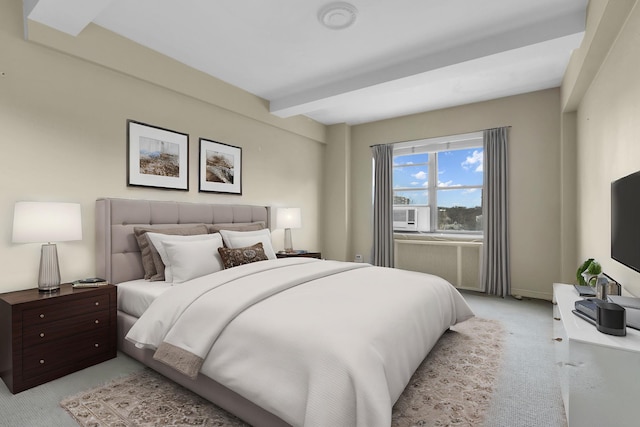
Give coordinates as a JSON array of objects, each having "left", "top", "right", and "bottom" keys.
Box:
[{"left": 318, "top": 2, "right": 358, "bottom": 30}]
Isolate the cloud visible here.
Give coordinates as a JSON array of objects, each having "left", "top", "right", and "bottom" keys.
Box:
[
  {"left": 462, "top": 150, "right": 483, "bottom": 172},
  {"left": 438, "top": 180, "right": 461, "bottom": 188},
  {"left": 412, "top": 171, "right": 427, "bottom": 180}
]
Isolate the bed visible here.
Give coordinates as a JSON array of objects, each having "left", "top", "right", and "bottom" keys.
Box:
[{"left": 96, "top": 197, "right": 474, "bottom": 427}]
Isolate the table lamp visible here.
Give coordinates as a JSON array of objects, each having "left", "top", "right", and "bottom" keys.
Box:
[
  {"left": 276, "top": 208, "right": 301, "bottom": 253},
  {"left": 12, "top": 202, "right": 82, "bottom": 292}
]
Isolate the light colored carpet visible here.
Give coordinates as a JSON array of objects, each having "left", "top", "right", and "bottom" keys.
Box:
[
  {"left": 464, "top": 292, "right": 568, "bottom": 427},
  {"left": 0, "top": 293, "right": 566, "bottom": 427},
  {"left": 60, "top": 317, "right": 503, "bottom": 427}
]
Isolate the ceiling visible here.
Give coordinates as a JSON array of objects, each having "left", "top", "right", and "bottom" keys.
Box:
[{"left": 26, "top": 0, "right": 588, "bottom": 125}]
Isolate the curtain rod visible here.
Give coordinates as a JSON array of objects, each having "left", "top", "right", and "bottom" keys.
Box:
[{"left": 369, "top": 126, "right": 511, "bottom": 148}]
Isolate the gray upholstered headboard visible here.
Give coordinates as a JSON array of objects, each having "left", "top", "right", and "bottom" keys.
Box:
[{"left": 95, "top": 198, "right": 270, "bottom": 284}]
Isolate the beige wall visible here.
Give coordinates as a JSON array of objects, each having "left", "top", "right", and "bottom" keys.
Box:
[
  {"left": 0, "top": 0, "right": 325, "bottom": 293},
  {"left": 568, "top": 0, "right": 640, "bottom": 296},
  {"left": 5, "top": 0, "right": 638, "bottom": 302},
  {"left": 347, "top": 89, "right": 563, "bottom": 300},
  {"left": 322, "top": 124, "right": 352, "bottom": 261}
]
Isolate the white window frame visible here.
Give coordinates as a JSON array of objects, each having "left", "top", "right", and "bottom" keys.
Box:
[{"left": 393, "top": 131, "right": 483, "bottom": 234}]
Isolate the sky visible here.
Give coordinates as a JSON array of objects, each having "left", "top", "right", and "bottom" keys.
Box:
[{"left": 393, "top": 148, "right": 483, "bottom": 208}]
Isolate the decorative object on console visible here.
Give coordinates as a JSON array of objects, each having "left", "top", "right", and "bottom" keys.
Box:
[
  {"left": 595, "top": 274, "right": 622, "bottom": 300},
  {"left": 276, "top": 207, "right": 302, "bottom": 253},
  {"left": 12, "top": 202, "right": 82, "bottom": 292},
  {"left": 576, "top": 258, "right": 593, "bottom": 286},
  {"left": 127, "top": 120, "right": 189, "bottom": 191},
  {"left": 576, "top": 258, "right": 601, "bottom": 286},
  {"left": 199, "top": 138, "right": 242, "bottom": 195}
]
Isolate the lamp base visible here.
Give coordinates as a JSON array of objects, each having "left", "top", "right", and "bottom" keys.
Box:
[
  {"left": 284, "top": 228, "right": 294, "bottom": 253},
  {"left": 38, "top": 243, "right": 61, "bottom": 292}
]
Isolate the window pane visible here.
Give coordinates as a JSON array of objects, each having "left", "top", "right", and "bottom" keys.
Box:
[
  {"left": 393, "top": 190, "right": 428, "bottom": 205},
  {"left": 437, "top": 188, "right": 483, "bottom": 231},
  {"left": 393, "top": 164, "right": 428, "bottom": 189},
  {"left": 437, "top": 148, "right": 483, "bottom": 187},
  {"left": 394, "top": 153, "right": 428, "bottom": 166}
]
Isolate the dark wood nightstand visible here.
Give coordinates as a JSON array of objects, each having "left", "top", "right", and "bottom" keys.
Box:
[
  {"left": 276, "top": 251, "right": 322, "bottom": 259},
  {"left": 0, "top": 283, "right": 117, "bottom": 393}
]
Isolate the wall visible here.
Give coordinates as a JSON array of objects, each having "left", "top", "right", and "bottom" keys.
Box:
[
  {"left": 322, "top": 124, "right": 351, "bottom": 261},
  {"left": 0, "top": 0, "right": 325, "bottom": 293},
  {"left": 6, "top": 0, "right": 634, "bottom": 302},
  {"left": 348, "top": 89, "right": 563, "bottom": 300},
  {"left": 569, "top": 0, "right": 640, "bottom": 296}
]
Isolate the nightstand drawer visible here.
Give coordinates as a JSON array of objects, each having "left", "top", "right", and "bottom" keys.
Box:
[
  {"left": 22, "top": 310, "right": 111, "bottom": 347},
  {"left": 22, "top": 328, "right": 110, "bottom": 380},
  {"left": 22, "top": 294, "right": 110, "bottom": 325}
]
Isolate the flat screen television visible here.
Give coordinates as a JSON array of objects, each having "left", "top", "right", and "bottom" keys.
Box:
[{"left": 611, "top": 171, "right": 640, "bottom": 273}]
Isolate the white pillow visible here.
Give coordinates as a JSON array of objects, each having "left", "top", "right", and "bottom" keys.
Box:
[
  {"left": 163, "top": 239, "right": 225, "bottom": 284},
  {"left": 146, "top": 232, "right": 223, "bottom": 283},
  {"left": 219, "top": 229, "right": 277, "bottom": 260}
]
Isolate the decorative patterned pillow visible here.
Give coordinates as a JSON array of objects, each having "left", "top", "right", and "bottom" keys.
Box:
[
  {"left": 218, "top": 243, "right": 268, "bottom": 269},
  {"left": 219, "top": 228, "right": 277, "bottom": 259}
]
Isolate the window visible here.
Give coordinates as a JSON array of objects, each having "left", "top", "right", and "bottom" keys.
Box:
[{"left": 392, "top": 132, "right": 483, "bottom": 233}]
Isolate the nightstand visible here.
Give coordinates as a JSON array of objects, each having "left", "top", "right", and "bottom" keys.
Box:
[
  {"left": 0, "top": 284, "right": 117, "bottom": 393},
  {"left": 276, "top": 251, "right": 322, "bottom": 259}
]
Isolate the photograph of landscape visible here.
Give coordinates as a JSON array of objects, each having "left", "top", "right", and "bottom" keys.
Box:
[
  {"left": 205, "top": 150, "right": 235, "bottom": 184},
  {"left": 138, "top": 136, "right": 180, "bottom": 177}
]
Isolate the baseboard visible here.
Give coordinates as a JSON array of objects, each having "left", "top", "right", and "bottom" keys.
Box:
[{"left": 510, "top": 287, "right": 553, "bottom": 301}]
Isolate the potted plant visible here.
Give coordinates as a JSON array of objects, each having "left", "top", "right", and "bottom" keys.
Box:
[{"left": 576, "top": 258, "right": 602, "bottom": 287}]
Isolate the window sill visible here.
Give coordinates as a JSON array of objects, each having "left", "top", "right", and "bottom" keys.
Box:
[{"left": 393, "top": 232, "right": 483, "bottom": 243}]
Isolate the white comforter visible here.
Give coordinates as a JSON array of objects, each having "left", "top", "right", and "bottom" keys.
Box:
[{"left": 126, "top": 258, "right": 474, "bottom": 427}]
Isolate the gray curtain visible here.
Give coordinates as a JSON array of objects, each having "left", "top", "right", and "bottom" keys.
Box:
[
  {"left": 371, "top": 144, "right": 394, "bottom": 267},
  {"left": 482, "top": 127, "right": 510, "bottom": 297}
]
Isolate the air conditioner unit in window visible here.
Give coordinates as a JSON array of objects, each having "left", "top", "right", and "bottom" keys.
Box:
[{"left": 393, "top": 206, "right": 430, "bottom": 232}]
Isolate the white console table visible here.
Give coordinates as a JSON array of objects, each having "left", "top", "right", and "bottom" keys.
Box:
[{"left": 553, "top": 283, "right": 640, "bottom": 427}]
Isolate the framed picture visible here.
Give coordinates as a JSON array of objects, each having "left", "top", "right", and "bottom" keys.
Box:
[
  {"left": 199, "top": 138, "right": 242, "bottom": 195},
  {"left": 127, "top": 120, "right": 189, "bottom": 190}
]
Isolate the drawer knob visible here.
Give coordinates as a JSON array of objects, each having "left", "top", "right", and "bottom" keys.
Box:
[
  {"left": 39, "top": 332, "right": 45, "bottom": 338},
  {"left": 95, "top": 320, "right": 100, "bottom": 324},
  {"left": 39, "top": 314, "right": 45, "bottom": 319},
  {"left": 94, "top": 343, "right": 99, "bottom": 348},
  {"left": 39, "top": 359, "right": 45, "bottom": 364},
  {"left": 95, "top": 302, "right": 99, "bottom": 306}
]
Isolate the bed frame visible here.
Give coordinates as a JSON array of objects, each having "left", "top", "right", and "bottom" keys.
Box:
[{"left": 95, "top": 198, "right": 290, "bottom": 427}]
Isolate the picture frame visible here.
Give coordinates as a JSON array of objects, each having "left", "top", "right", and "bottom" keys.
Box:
[
  {"left": 199, "top": 138, "right": 242, "bottom": 195},
  {"left": 127, "top": 120, "right": 189, "bottom": 191}
]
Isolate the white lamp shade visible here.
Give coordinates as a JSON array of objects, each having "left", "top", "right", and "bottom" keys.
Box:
[
  {"left": 276, "top": 208, "right": 301, "bottom": 229},
  {"left": 12, "top": 202, "right": 82, "bottom": 243}
]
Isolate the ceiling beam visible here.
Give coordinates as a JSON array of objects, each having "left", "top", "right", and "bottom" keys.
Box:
[
  {"left": 25, "top": 0, "right": 114, "bottom": 37},
  {"left": 270, "top": 10, "right": 586, "bottom": 119}
]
